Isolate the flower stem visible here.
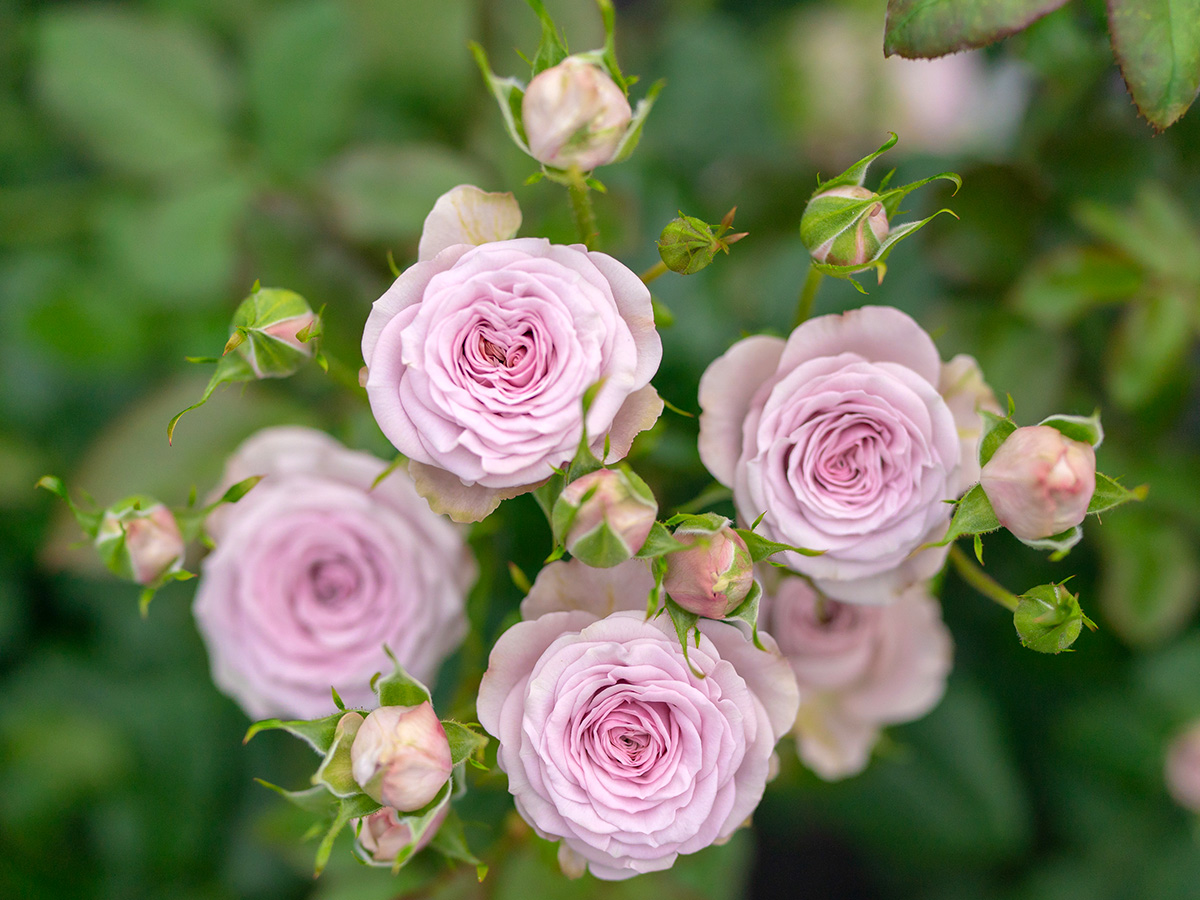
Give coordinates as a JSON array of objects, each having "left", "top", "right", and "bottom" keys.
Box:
[
  {"left": 949, "top": 544, "right": 1020, "bottom": 612},
  {"left": 640, "top": 260, "right": 669, "bottom": 284},
  {"left": 792, "top": 266, "right": 824, "bottom": 330},
  {"left": 567, "top": 167, "right": 597, "bottom": 248}
]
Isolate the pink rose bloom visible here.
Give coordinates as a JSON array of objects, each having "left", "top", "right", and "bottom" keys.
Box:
[
  {"left": 193, "top": 427, "right": 474, "bottom": 720},
  {"left": 354, "top": 804, "right": 448, "bottom": 865},
  {"left": 1165, "top": 723, "right": 1200, "bottom": 813},
  {"left": 980, "top": 425, "right": 1096, "bottom": 541},
  {"left": 480, "top": 559, "right": 799, "bottom": 880},
  {"left": 362, "top": 229, "right": 662, "bottom": 523},
  {"left": 698, "top": 306, "right": 985, "bottom": 603},
  {"left": 762, "top": 575, "right": 952, "bottom": 780}
]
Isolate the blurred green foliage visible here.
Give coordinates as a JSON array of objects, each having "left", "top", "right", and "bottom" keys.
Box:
[{"left": 3, "top": 0, "right": 1200, "bottom": 898}]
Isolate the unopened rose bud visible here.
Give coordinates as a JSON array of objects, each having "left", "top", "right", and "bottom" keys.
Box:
[
  {"left": 95, "top": 499, "right": 185, "bottom": 585},
  {"left": 1013, "top": 582, "right": 1092, "bottom": 653},
  {"left": 354, "top": 804, "right": 447, "bottom": 865},
  {"left": 1166, "top": 724, "right": 1200, "bottom": 813},
  {"left": 663, "top": 520, "right": 754, "bottom": 618},
  {"left": 350, "top": 702, "right": 452, "bottom": 812},
  {"left": 801, "top": 185, "right": 890, "bottom": 268},
  {"left": 226, "top": 287, "right": 316, "bottom": 378},
  {"left": 980, "top": 425, "right": 1096, "bottom": 541},
  {"left": 552, "top": 469, "right": 658, "bottom": 568},
  {"left": 522, "top": 56, "right": 632, "bottom": 171},
  {"left": 657, "top": 210, "right": 748, "bottom": 275}
]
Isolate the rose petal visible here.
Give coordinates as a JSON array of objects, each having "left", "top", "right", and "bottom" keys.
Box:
[{"left": 417, "top": 185, "right": 522, "bottom": 262}]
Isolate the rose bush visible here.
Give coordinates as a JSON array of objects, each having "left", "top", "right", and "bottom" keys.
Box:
[
  {"left": 193, "top": 427, "right": 474, "bottom": 719},
  {"left": 762, "top": 574, "right": 952, "bottom": 779},
  {"left": 699, "top": 305, "right": 988, "bottom": 602},
  {"left": 479, "top": 558, "right": 798, "bottom": 880},
  {"left": 362, "top": 196, "right": 663, "bottom": 523}
]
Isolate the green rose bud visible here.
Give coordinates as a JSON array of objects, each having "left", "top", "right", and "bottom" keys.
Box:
[
  {"left": 657, "top": 208, "right": 748, "bottom": 275},
  {"left": 1013, "top": 582, "right": 1096, "bottom": 653},
  {"left": 224, "top": 286, "right": 317, "bottom": 379},
  {"left": 801, "top": 185, "right": 890, "bottom": 268}
]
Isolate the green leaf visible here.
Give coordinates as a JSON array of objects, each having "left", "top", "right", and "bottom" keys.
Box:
[
  {"left": 1108, "top": 0, "right": 1200, "bottom": 130},
  {"left": 883, "top": 0, "right": 1070, "bottom": 58},
  {"left": 1088, "top": 472, "right": 1148, "bottom": 515},
  {"left": 312, "top": 711, "right": 364, "bottom": 798},
  {"left": 243, "top": 710, "right": 350, "bottom": 756},
  {"left": 1039, "top": 411, "right": 1103, "bottom": 448},
  {"left": 35, "top": 8, "right": 233, "bottom": 178},
  {"left": 1108, "top": 290, "right": 1193, "bottom": 408},
  {"left": 1074, "top": 184, "right": 1200, "bottom": 282},
  {"left": 635, "top": 521, "right": 689, "bottom": 558},
  {"left": 1100, "top": 507, "right": 1200, "bottom": 647},
  {"left": 442, "top": 721, "right": 489, "bottom": 767},
  {"left": 1011, "top": 246, "right": 1143, "bottom": 328},
  {"left": 924, "top": 484, "right": 1001, "bottom": 550},
  {"left": 736, "top": 528, "right": 824, "bottom": 562},
  {"left": 374, "top": 648, "right": 433, "bottom": 708},
  {"left": 1018, "top": 524, "right": 1082, "bottom": 559}
]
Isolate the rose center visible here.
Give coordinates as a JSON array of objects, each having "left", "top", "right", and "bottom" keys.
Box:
[{"left": 308, "top": 556, "right": 361, "bottom": 605}]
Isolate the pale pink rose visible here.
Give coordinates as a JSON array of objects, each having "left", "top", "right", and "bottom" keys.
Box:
[
  {"left": 1165, "top": 723, "right": 1200, "bottom": 812},
  {"left": 663, "top": 522, "right": 754, "bottom": 619},
  {"left": 354, "top": 804, "right": 448, "bottom": 865},
  {"left": 980, "top": 425, "right": 1096, "bottom": 541},
  {"left": 193, "top": 427, "right": 474, "bottom": 720},
  {"left": 351, "top": 703, "right": 453, "bottom": 811},
  {"left": 362, "top": 237, "right": 663, "bottom": 523},
  {"left": 523, "top": 57, "right": 633, "bottom": 171},
  {"left": 698, "top": 306, "right": 984, "bottom": 603},
  {"left": 762, "top": 575, "right": 952, "bottom": 780},
  {"left": 96, "top": 503, "right": 184, "bottom": 585},
  {"left": 480, "top": 566, "right": 799, "bottom": 880}
]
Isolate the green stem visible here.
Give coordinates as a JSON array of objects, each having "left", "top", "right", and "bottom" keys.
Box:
[
  {"left": 791, "top": 266, "right": 824, "bottom": 330},
  {"left": 640, "top": 260, "right": 669, "bottom": 284},
  {"left": 949, "top": 544, "right": 1020, "bottom": 612},
  {"left": 567, "top": 167, "right": 597, "bottom": 248}
]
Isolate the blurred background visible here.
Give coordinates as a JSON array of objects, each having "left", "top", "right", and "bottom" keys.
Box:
[{"left": 4, "top": 0, "right": 1200, "bottom": 897}]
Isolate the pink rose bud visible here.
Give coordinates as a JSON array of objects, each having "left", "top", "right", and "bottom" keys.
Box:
[
  {"left": 350, "top": 702, "right": 453, "bottom": 812},
  {"left": 802, "top": 185, "right": 890, "bottom": 267},
  {"left": 354, "top": 804, "right": 447, "bottom": 865},
  {"left": 552, "top": 469, "right": 658, "bottom": 568},
  {"left": 663, "top": 520, "right": 754, "bottom": 618},
  {"left": 95, "top": 501, "right": 185, "bottom": 585},
  {"left": 522, "top": 56, "right": 632, "bottom": 171},
  {"left": 1166, "top": 723, "right": 1200, "bottom": 813},
  {"left": 980, "top": 425, "right": 1096, "bottom": 541}
]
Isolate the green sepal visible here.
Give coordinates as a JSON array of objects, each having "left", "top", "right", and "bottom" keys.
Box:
[
  {"left": 175, "top": 474, "right": 263, "bottom": 543},
  {"left": 735, "top": 527, "right": 824, "bottom": 561},
  {"left": 385, "top": 782, "right": 452, "bottom": 874},
  {"left": 243, "top": 709, "right": 351, "bottom": 755},
  {"left": 167, "top": 351, "right": 255, "bottom": 444},
  {"left": 429, "top": 809, "right": 488, "bottom": 881},
  {"left": 808, "top": 208, "right": 959, "bottom": 287},
  {"left": 469, "top": 42, "right": 530, "bottom": 154},
  {"left": 254, "top": 779, "right": 337, "bottom": 814},
  {"left": 609, "top": 78, "right": 663, "bottom": 164},
  {"left": 877, "top": 171, "right": 962, "bottom": 218},
  {"left": 664, "top": 511, "right": 728, "bottom": 531},
  {"left": 312, "top": 711, "right": 364, "bottom": 798},
  {"left": 442, "top": 721, "right": 489, "bottom": 768},
  {"left": 524, "top": 0, "right": 569, "bottom": 76},
  {"left": 1039, "top": 411, "right": 1104, "bottom": 448},
  {"left": 1088, "top": 473, "right": 1148, "bottom": 515},
  {"left": 1014, "top": 582, "right": 1097, "bottom": 654},
  {"left": 920, "top": 484, "right": 1002, "bottom": 552},
  {"left": 508, "top": 561, "right": 533, "bottom": 595},
  {"left": 567, "top": 519, "right": 634, "bottom": 567},
  {"left": 36, "top": 475, "right": 102, "bottom": 535},
  {"left": 978, "top": 409, "right": 1018, "bottom": 467},
  {"left": 593, "top": 0, "right": 627, "bottom": 92},
  {"left": 371, "top": 454, "right": 407, "bottom": 491},
  {"left": 137, "top": 569, "right": 195, "bottom": 618},
  {"left": 817, "top": 132, "right": 898, "bottom": 192},
  {"left": 723, "top": 579, "right": 765, "bottom": 650},
  {"left": 1018, "top": 525, "right": 1082, "bottom": 560},
  {"left": 316, "top": 792, "right": 383, "bottom": 877},
  {"left": 373, "top": 647, "right": 433, "bottom": 708},
  {"left": 646, "top": 555, "right": 668, "bottom": 617},
  {"left": 664, "top": 597, "right": 704, "bottom": 677},
  {"left": 635, "top": 521, "right": 689, "bottom": 558}
]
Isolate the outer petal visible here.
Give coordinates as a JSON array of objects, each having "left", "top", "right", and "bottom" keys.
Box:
[
  {"left": 417, "top": 185, "right": 522, "bottom": 262},
  {"left": 777, "top": 305, "right": 943, "bottom": 387},
  {"left": 698, "top": 335, "right": 786, "bottom": 486},
  {"left": 698, "top": 620, "right": 800, "bottom": 742},
  {"left": 408, "top": 460, "right": 536, "bottom": 524},
  {"left": 603, "top": 384, "right": 664, "bottom": 462},
  {"left": 794, "top": 695, "right": 881, "bottom": 781},
  {"left": 585, "top": 249, "right": 662, "bottom": 391},
  {"left": 939, "top": 353, "right": 1001, "bottom": 494}
]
